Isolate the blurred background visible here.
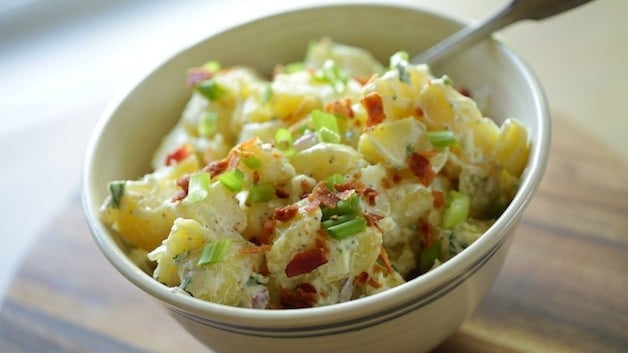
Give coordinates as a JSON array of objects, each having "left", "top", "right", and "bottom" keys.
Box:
[{"left": 0, "top": 0, "right": 625, "bottom": 304}]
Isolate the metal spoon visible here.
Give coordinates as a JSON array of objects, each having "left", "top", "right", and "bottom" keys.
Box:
[{"left": 411, "top": 0, "right": 595, "bottom": 65}]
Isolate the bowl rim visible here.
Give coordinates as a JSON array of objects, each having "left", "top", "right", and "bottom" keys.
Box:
[{"left": 82, "top": 1, "right": 550, "bottom": 332}]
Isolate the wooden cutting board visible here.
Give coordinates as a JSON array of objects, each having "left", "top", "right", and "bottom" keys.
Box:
[{"left": 1, "top": 116, "right": 626, "bottom": 353}]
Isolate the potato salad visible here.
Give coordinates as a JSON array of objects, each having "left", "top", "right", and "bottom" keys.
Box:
[{"left": 100, "top": 39, "right": 529, "bottom": 309}]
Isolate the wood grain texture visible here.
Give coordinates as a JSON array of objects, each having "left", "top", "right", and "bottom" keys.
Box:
[{"left": 1, "top": 117, "right": 626, "bottom": 353}]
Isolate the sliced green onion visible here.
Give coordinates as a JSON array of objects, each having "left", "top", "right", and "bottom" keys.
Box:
[
  {"left": 419, "top": 239, "right": 441, "bottom": 272},
  {"left": 216, "top": 169, "right": 244, "bottom": 192},
  {"left": 185, "top": 172, "right": 211, "bottom": 203},
  {"left": 441, "top": 191, "right": 470, "bottom": 229},
  {"left": 312, "top": 59, "right": 348, "bottom": 93},
  {"left": 428, "top": 130, "right": 458, "bottom": 148},
  {"left": 325, "top": 173, "right": 344, "bottom": 191},
  {"left": 201, "top": 60, "right": 221, "bottom": 72},
  {"left": 242, "top": 156, "right": 262, "bottom": 170},
  {"left": 321, "top": 214, "right": 355, "bottom": 229},
  {"left": 108, "top": 181, "right": 125, "bottom": 208},
  {"left": 261, "top": 84, "right": 273, "bottom": 104},
  {"left": 318, "top": 126, "right": 341, "bottom": 144},
  {"left": 197, "top": 239, "right": 232, "bottom": 266},
  {"left": 441, "top": 74, "right": 454, "bottom": 86},
  {"left": 283, "top": 62, "right": 306, "bottom": 73},
  {"left": 321, "top": 193, "right": 360, "bottom": 220},
  {"left": 246, "top": 183, "right": 275, "bottom": 204},
  {"left": 324, "top": 216, "right": 367, "bottom": 239},
  {"left": 198, "top": 112, "right": 218, "bottom": 137},
  {"left": 311, "top": 109, "right": 339, "bottom": 135},
  {"left": 274, "top": 128, "right": 296, "bottom": 156},
  {"left": 196, "top": 79, "right": 227, "bottom": 101}
]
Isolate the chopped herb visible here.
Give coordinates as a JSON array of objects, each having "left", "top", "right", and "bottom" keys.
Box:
[
  {"left": 185, "top": 172, "right": 211, "bottom": 204},
  {"left": 441, "top": 191, "right": 470, "bottom": 228},
  {"left": 196, "top": 79, "right": 228, "bottom": 101},
  {"left": 246, "top": 183, "right": 275, "bottom": 204},
  {"left": 108, "top": 181, "right": 125, "bottom": 208},
  {"left": 242, "top": 156, "right": 262, "bottom": 169},
  {"left": 325, "top": 173, "right": 344, "bottom": 191},
  {"left": 216, "top": 169, "right": 244, "bottom": 192},
  {"left": 420, "top": 239, "right": 441, "bottom": 272},
  {"left": 198, "top": 112, "right": 218, "bottom": 137},
  {"left": 442, "top": 75, "right": 454, "bottom": 86},
  {"left": 261, "top": 84, "right": 273, "bottom": 104},
  {"left": 312, "top": 59, "right": 348, "bottom": 93},
  {"left": 201, "top": 60, "right": 221, "bottom": 72},
  {"left": 197, "top": 239, "right": 232, "bottom": 266},
  {"left": 428, "top": 130, "right": 458, "bottom": 148},
  {"left": 390, "top": 51, "right": 410, "bottom": 83},
  {"left": 324, "top": 216, "right": 367, "bottom": 239}
]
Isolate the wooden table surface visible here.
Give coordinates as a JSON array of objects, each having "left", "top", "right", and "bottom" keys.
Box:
[{"left": 0, "top": 116, "right": 626, "bottom": 353}]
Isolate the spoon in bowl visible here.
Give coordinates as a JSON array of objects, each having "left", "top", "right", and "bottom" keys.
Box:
[{"left": 411, "top": 0, "right": 595, "bottom": 65}]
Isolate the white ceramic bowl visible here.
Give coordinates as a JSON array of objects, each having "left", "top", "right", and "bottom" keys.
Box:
[{"left": 82, "top": 3, "right": 550, "bottom": 353}]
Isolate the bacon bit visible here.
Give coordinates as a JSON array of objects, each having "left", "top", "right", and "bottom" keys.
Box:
[
  {"left": 315, "top": 231, "right": 329, "bottom": 252},
  {"left": 308, "top": 181, "right": 339, "bottom": 208},
  {"left": 361, "top": 92, "right": 386, "bottom": 128},
  {"left": 170, "top": 189, "right": 187, "bottom": 203},
  {"left": 365, "top": 213, "right": 385, "bottom": 232},
  {"left": 335, "top": 189, "right": 355, "bottom": 202},
  {"left": 324, "top": 97, "right": 354, "bottom": 118},
  {"left": 285, "top": 248, "right": 328, "bottom": 277},
  {"left": 275, "top": 187, "right": 290, "bottom": 199},
  {"left": 354, "top": 75, "right": 373, "bottom": 86},
  {"left": 202, "top": 158, "right": 229, "bottom": 177},
  {"left": 186, "top": 67, "right": 214, "bottom": 87},
  {"left": 380, "top": 178, "right": 391, "bottom": 189},
  {"left": 408, "top": 152, "right": 436, "bottom": 187},
  {"left": 392, "top": 174, "right": 402, "bottom": 184},
  {"left": 252, "top": 170, "right": 260, "bottom": 184},
  {"left": 432, "top": 190, "right": 446, "bottom": 209},
  {"left": 256, "top": 218, "right": 276, "bottom": 245},
  {"left": 414, "top": 106, "right": 424, "bottom": 117},
  {"left": 165, "top": 144, "right": 192, "bottom": 166},
  {"left": 379, "top": 245, "right": 395, "bottom": 274},
  {"left": 367, "top": 277, "right": 382, "bottom": 289},
  {"left": 240, "top": 244, "right": 271, "bottom": 254},
  {"left": 170, "top": 174, "right": 191, "bottom": 202},
  {"left": 456, "top": 86, "right": 472, "bottom": 98},
  {"left": 363, "top": 188, "right": 378, "bottom": 206},
  {"left": 356, "top": 272, "right": 369, "bottom": 285},
  {"left": 274, "top": 205, "right": 299, "bottom": 222},
  {"left": 334, "top": 180, "right": 365, "bottom": 193},
  {"left": 304, "top": 198, "right": 320, "bottom": 213},
  {"left": 280, "top": 283, "right": 318, "bottom": 309}
]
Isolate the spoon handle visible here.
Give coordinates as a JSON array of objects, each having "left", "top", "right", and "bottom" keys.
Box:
[{"left": 411, "top": 0, "right": 595, "bottom": 65}]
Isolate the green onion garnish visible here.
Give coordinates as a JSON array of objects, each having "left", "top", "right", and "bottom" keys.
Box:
[
  {"left": 321, "top": 214, "right": 355, "bottom": 229},
  {"left": 198, "top": 112, "right": 218, "bottom": 137},
  {"left": 108, "top": 181, "right": 125, "bottom": 208},
  {"left": 261, "top": 83, "right": 273, "bottom": 104},
  {"left": 242, "top": 156, "right": 262, "bottom": 169},
  {"left": 442, "top": 75, "right": 454, "bottom": 86},
  {"left": 419, "top": 239, "right": 441, "bottom": 272},
  {"left": 312, "top": 59, "right": 348, "bottom": 93},
  {"left": 311, "top": 109, "right": 340, "bottom": 144},
  {"left": 185, "top": 172, "right": 211, "bottom": 203},
  {"left": 274, "top": 128, "right": 296, "bottom": 156},
  {"left": 196, "top": 79, "right": 227, "bottom": 101},
  {"left": 321, "top": 193, "right": 360, "bottom": 220},
  {"left": 428, "top": 130, "right": 458, "bottom": 148},
  {"left": 197, "top": 239, "right": 232, "bottom": 266},
  {"left": 441, "top": 191, "right": 470, "bottom": 229},
  {"left": 318, "top": 127, "right": 341, "bottom": 144},
  {"left": 283, "top": 62, "right": 306, "bottom": 73},
  {"left": 324, "top": 216, "right": 367, "bottom": 239},
  {"left": 201, "top": 60, "right": 221, "bottom": 72},
  {"left": 325, "top": 173, "right": 344, "bottom": 191},
  {"left": 216, "top": 169, "right": 244, "bottom": 192},
  {"left": 246, "top": 183, "right": 275, "bottom": 204}
]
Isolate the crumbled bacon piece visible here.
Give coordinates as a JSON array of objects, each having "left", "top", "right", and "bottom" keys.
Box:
[
  {"left": 239, "top": 244, "right": 271, "bottom": 254},
  {"left": 408, "top": 152, "right": 436, "bottom": 186},
  {"left": 170, "top": 189, "right": 187, "bottom": 203},
  {"left": 285, "top": 248, "right": 328, "bottom": 277},
  {"left": 365, "top": 213, "right": 385, "bottom": 232},
  {"left": 417, "top": 218, "right": 435, "bottom": 249},
  {"left": 379, "top": 245, "right": 394, "bottom": 274},
  {"left": 367, "top": 277, "right": 382, "bottom": 289},
  {"left": 392, "top": 174, "right": 402, "bottom": 184},
  {"left": 274, "top": 205, "right": 298, "bottom": 222},
  {"left": 275, "top": 187, "right": 290, "bottom": 199},
  {"left": 363, "top": 188, "right": 378, "bottom": 206},
  {"left": 256, "top": 218, "right": 276, "bottom": 245},
  {"left": 324, "top": 97, "right": 354, "bottom": 118},
  {"left": 202, "top": 158, "right": 229, "bottom": 177},
  {"left": 334, "top": 180, "right": 365, "bottom": 193},
  {"left": 308, "top": 181, "right": 339, "bottom": 208},
  {"left": 280, "top": 283, "right": 318, "bottom": 309},
  {"left": 171, "top": 174, "right": 191, "bottom": 202},
  {"left": 356, "top": 272, "right": 369, "bottom": 285},
  {"left": 165, "top": 144, "right": 192, "bottom": 166},
  {"left": 361, "top": 92, "right": 386, "bottom": 128},
  {"left": 252, "top": 170, "right": 260, "bottom": 184},
  {"left": 432, "top": 190, "right": 445, "bottom": 209},
  {"left": 456, "top": 86, "right": 472, "bottom": 98}
]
